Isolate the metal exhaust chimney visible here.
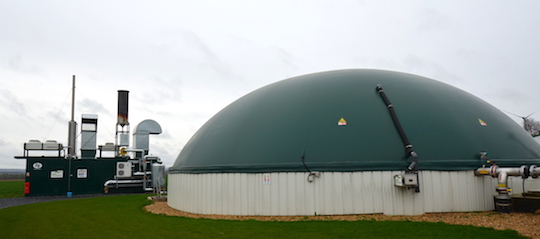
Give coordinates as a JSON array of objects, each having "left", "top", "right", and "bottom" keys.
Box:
[
  {"left": 116, "top": 90, "right": 130, "bottom": 155},
  {"left": 67, "top": 75, "right": 77, "bottom": 158}
]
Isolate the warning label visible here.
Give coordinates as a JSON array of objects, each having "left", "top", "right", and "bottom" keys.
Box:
[
  {"left": 338, "top": 118, "right": 347, "bottom": 126},
  {"left": 478, "top": 118, "right": 487, "bottom": 126}
]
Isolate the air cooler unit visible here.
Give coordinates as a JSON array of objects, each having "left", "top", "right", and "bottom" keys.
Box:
[{"left": 116, "top": 162, "right": 132, "bottom": 178}]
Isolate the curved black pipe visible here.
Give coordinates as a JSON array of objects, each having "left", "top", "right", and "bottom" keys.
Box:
[
  {"left": 301, "top": 149, "right": 311, "bottom": 173},
  {"left": 300, "top": 149, "right": 319, "bottom": 182}
]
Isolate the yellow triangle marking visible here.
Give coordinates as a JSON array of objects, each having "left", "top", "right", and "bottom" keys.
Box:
[
  {"left": 478, "top": 118, "right": 487, "bottom": 126},
  {"left": 338, "top": 118, "right": 347, "bottom": 126}
]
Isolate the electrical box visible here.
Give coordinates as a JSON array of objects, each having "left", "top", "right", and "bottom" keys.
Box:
[
  {"left": 394, "top": 174, "right": 418, "bottom": 187},
  {"left": 403, "top": 174, "right": 418, "bottom": 186},
  {"left": 394, "top": 175, "right": 404, "bottom": 187},
  {"left": 116, "top": 162, "right": 132, "bottom": 178}
]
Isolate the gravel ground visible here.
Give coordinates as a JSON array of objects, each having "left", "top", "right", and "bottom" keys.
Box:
[{"left": 145, "top": 201, "right": 540, "bottom": 239}]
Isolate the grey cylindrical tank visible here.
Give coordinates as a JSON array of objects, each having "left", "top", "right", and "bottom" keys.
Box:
[{"left": 151, "top": 164, "right": 166, "bottom": 188}]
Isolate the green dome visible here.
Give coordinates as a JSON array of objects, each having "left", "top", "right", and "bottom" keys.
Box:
[{"left": 171, "top": 69, "right": 540, "bottom": 173}]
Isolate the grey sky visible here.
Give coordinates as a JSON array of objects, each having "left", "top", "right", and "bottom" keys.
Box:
[{"left": 2, "top": 0, "right": 540, "bottom": 168}]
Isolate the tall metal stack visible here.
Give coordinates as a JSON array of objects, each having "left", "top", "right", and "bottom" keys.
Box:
[
  {"left": 67, "top": 75, "right": 77, "bottom": 158},
  {"left": 116, "top": 90, "right": 129, "bottom": 155}
]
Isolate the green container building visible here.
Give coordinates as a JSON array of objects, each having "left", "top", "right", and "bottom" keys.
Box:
[{"left": 23, "top": 157, "right": 127, "bottom": 196}]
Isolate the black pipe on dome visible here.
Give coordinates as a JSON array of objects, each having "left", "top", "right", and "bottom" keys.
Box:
[
  {"left": 376, "top": 85, "right": 415, "bottom": 156},
  {"left": 300, "top": 149, "right": 319, "bottom": 182},
  {"left": 376, "top": 84, "right": 419, "bottom": 173}
]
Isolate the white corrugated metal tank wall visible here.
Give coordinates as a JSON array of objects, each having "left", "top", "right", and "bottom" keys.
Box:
[{"left": 168, "top": 171, "right": 540, "bottom": 216}]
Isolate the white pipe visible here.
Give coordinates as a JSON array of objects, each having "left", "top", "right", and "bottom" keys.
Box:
[
  {"left": 476, "top": 164, "right": 535, "bottom": 212},
  {"left": 104, "top": 179, "right": 143, "bottom": 188},
  {"left": 123, "top": 148, "right": 146, "bottom": 189},
  {"left": 111, "top": 149, "right": 161, "bottom": 191},
  {"left": 496, "top": 170, "right": 509, "bottom": 194},
  {"left": 492, "top": 165, "right": 522, "bottom": 195},
  {"left": 474, "top": 166, "right": 490, "bottom": 176},
  {"left": 104, "top": 179, "right": 154, "bottom": 192},
  {"left": 119, "top": 149, "right": 159, "bottom": 190},
  {"left": 476, "top": 165, "right": 530, "bottom": 197},
  {"left": 123, "top": 148, "right": 144, "bottom": 163},
  {"left": 133, "top": 172, "right": 151, "bottom": 176}
]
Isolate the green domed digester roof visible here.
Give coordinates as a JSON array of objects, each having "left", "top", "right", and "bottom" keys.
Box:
[{"left": 171, "top": 69, "right": 540, "bottom": 173}]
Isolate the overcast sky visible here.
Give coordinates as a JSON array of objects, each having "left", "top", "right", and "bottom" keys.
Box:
[{"left": 1, "top": 1, "right": 540, "bottom": 169}]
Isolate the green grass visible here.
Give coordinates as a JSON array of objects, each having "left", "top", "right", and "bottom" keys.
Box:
[
  {"left": 0, "top": 180, "right": 24, "bottom": 198},
  {"left": 0, "top": 195, "right": 528, "bottom": 239}
]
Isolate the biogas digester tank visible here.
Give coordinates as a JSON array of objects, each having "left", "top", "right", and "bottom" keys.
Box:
[
  {"left": 169, "top": 69, "right": 540, "bottom": 216},
  {"left": 172, "top": 69, "right": 540, "bottom": 173}
]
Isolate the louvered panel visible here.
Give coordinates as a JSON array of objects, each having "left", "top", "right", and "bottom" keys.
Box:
[
  {"left": 350, "top": 172, "right": 363, "bottom": 213},
  {"left": 297, "top": 172, "right": 314, "bottom": 215},
  {"left": 341, "top": 172, "right": 354, "bottom": 214},
  {"left": 373, "top": 171, "right": 386, "bottom": 213},
  {"left": 168, "top": 171, "right": 519, "bottom": 216},
  {"left": 284, "top": 173, "right": 295, "bottom": 216},
  {"left": 421, "top": 171, "right": 435, "bottom": 212}
]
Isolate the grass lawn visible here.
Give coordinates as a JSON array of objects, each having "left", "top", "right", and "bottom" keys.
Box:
[
  {"left": 0, "top": 194, "right": 528, "bottom": 239},
  {"left": 0, "top": 180, "right": 24, "bottom": 198}
]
